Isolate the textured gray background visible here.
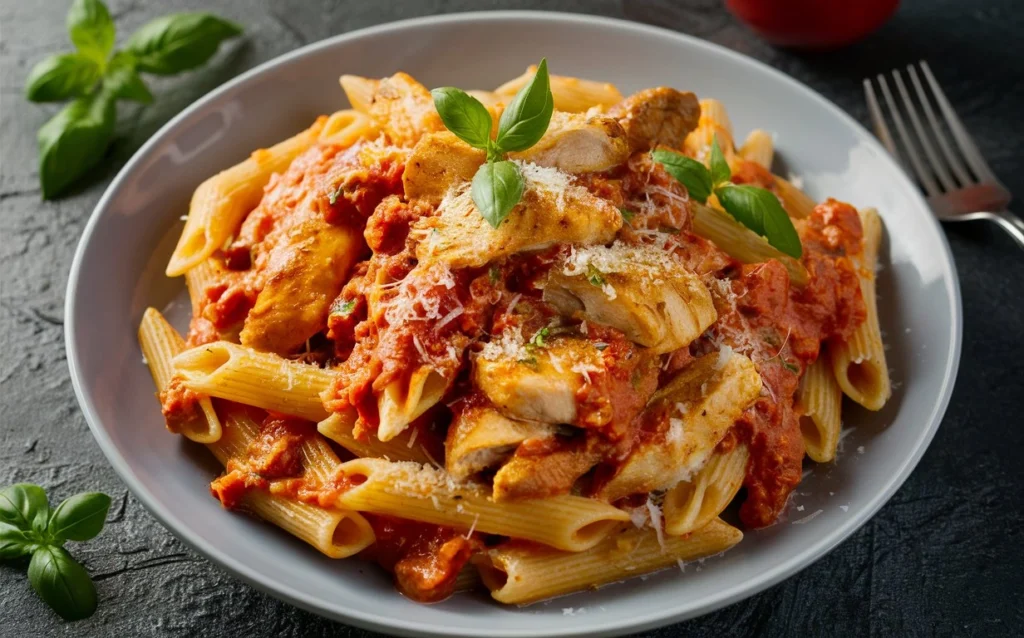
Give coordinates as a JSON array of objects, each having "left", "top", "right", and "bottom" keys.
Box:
[{"left": 2, "top": 0, "right": 1023, "bottom": 636}]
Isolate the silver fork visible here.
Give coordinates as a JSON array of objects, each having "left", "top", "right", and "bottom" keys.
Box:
[{"left": 863, "top": 61, "right": 1022, "bottom": 249}]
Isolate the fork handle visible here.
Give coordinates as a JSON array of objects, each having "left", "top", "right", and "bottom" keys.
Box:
[{"left": 991, "top": 210, "right": 1024, "bottom": 250}]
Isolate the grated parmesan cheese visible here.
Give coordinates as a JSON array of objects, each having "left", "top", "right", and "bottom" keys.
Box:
[{"left": 645, "top": 496, "right": 666, "bottom": 551}]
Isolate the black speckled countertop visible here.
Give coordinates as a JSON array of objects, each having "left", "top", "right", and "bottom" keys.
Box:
[{"left": 2, "top": 0, "right": 1022, "bottom": 636}]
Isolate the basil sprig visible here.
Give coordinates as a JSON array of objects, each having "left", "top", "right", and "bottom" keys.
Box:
[
  {"left": 1, "top": 483, "right": 111, "bottom": 621},
  {"left": 431, "top": 59, "right": 554, "bottom": 228},
  {"left": 651, "top": 136, "right": 802, "bottom": 258},
  {"left": 24, "top": 0, "right": 242, "bottom": 199}
]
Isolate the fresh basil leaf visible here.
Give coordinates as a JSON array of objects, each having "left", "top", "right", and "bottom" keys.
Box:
[
  {"left": 495, "top": 58, "right": 553, "bottom": 153},
  {"left": 37, "top": 90, "right": 117, "bottom": 200},
  {"left": 0, "top": 523, "right": 37, "bottom": 560},
  {"left": 103, "top": 53, "right": 154, "bottom": 104},
  {"left": 471, "top": 160, "right": 524, "bottom": 229},
  {"left": 127, "top": 13, "right": 243, "bottom": 75},
  {"left": 66, "top": 0, "right": 115, "bottom": 65},
  {"left": 709, "top": 134, "right": 730, "bottom": 187},
  {"left": 716, "top": 184, "right": 802, "bottom": 258},
  {"left": 650, "top": 148, "right": 712, "bottom": 203},
  {"left": 0, "top": 484, "right": 51, "bottom": 534},
  {"left": 24, "top": 54, "right": 101, "bottom": 102},
  {"left": 47, "top": 493, "right": 111, "bottom": 543},
  {"left": 431, "top": 87, "right": 493, "bottom": 150},
  {"left": 28, "top": 546, "right": 97, "bottom": 621}
]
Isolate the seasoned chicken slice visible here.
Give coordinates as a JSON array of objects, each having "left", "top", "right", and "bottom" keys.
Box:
[
  {"left": 509, "top": 111, "right": 629, "bottom": 173},
  {"left": 607, "top": 87, "right": 700, "bottom": 153},
  {"left": 365, "top": 72, "right": 445, "bottom": 147},
  {"left": 594, "top": 350, "right": 762, "bottom": 502},
  {"left": 493, "top": 442, "right": 601, "bottom": 502},
  {"left": 543, "top": 242, "right": 717, "bottom": 354},
  {"left": 413, "top": 162, "right": 622, "bottom": 268},
  {"left": 445, "top": 401, "right": 555, "bottom": 480},
  {"left": 239, "top": 219, "right": 360, "bottom": 354},
  {"left": 403, "top": 131, "right": 485, "bottom": 205},
  {"left": 473, "top": 333, "right": 605, "bottom": 425}
]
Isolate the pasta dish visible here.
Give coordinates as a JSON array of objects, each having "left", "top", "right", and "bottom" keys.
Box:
[{"left": 138, "top": 61, "right": 890, "bottom": 605}]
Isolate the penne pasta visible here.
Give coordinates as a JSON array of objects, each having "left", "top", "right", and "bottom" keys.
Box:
[
  {"left": 339, "top": 74, "right": 379, "bottom": 113},
  {"left": 318, "top": 109, "right": 375, "bottom": 147},
  {"left": 692, "top": 201, "right": 809, "bottom": 285},
  {"left": 332, "top": 458, "right": 631, "bottom": 552},
  {"left": 831, "top": 208, "right": 891, "bottom": 411},
  {"left": 183, "top": 258, "right": 222, "bottom": 316},
  {"left": 774, "top": 175, "right": 817, "bottom": 219},
  {"left": 494, "top": 66, "right": 623, "bottom": 112},
  {"left": 473, "top": 519, "right": 743, "bottom": 604},
  {"left": 139, "top": 309, "right": 372, "bottom": 558},
  {"left": 663, "top": 444, "right": 749, "bottom": 536},
  {"left": 317, "top": 412, "right": 432, "bottom": 464},
  {"left": 377, "top": 367, "right": 448, "bottom": 442},
  {"left": 738, "top": 129, "right": 774, "bottom": 169},
  {"left": 165, "top": 117, "right": 326, "bottom": 277},
  {"left": 138, "top": 308, "right": 222, "bottom": 443},
  {"left": 798, "top": 350, "right": 843, "bottom": 463},
  {"left": 172, "top": 341, "right": 334, "bottom": 421}
]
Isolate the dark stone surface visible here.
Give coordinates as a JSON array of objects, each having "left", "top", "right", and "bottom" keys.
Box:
[{"left": 1, "top": 0, "right": 1022, "bottom": 636}]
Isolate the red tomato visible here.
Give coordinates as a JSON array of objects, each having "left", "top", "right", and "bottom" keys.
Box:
[{"left": 726, "top": 0, "right": 900, "bottom": 50}]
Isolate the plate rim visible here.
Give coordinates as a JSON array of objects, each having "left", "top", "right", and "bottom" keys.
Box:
[{"left": 64, "top": 10, "right": 963, "bottom": 638}]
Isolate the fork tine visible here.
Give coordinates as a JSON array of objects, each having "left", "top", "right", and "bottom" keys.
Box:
[
  {"left": 877, "top": 72, "right": 941, "bottom": 197},
  {"left": 907, "top": 63, "right": 973, "bottom": 187},
  {"left": 919, "top": 60, "right": 998, "bottom": 184},
  {"left": 863, "top": 78, "right": 901, "bottom": 160},
  {"left": 892, "top": 68, "right": 957, "bottom": 192}
]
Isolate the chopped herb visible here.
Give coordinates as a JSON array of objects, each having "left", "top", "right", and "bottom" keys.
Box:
[
  {"left": 528, "top": 327, "right": 549, "bottom": 349},
  {"left": 782, "top": 361, "right": 800, "bottom": 373},
  {"left": 618, "top": 207, "right": 635, "bottom": 224},
  {"left": 332, "top": 298, "right": 356, "bottom": 317},
  {"left": 488, "top": 266, "right": 500, "bottom": 284},
  {"left": 328, "top": 184, "right": 343, "bottom": 205},
  {"left": 517, "top": 356, "right": 538, "bottom": 367},
  {"left": 586, "top": 264, "right": 606, "bottom": 287}
]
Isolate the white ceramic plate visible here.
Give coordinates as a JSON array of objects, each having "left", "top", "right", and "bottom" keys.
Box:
[{"left": 66, "top": 11, "right": 961, "bottom": 638}]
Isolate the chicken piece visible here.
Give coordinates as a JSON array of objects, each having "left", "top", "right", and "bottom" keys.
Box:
[
  {"left": 509, "top": 112, "right": 629, "bottom": 174},
  {"left": 367, "top": 72, "right": 445, "bottom": 147},
  {"left": 593, "top": 350, "right": 762, "bottom": 502},
  {"left": 239, "top": 219, "right": 360, "bottom": 354},
  {"left": 403, "top": 131, "right": 486, "bottom": 205},
  {"left": 445, "top": 402, "right": 555, "bottom": 480},
  {"left": 607, "top": 87, "right": 701, "bottom": 153},
  {"left": 543, "top": 242, "right": 717, "bottom": 354},
  {"left": 474, "top": 334, "right": 605, "bottom": 425},
  {"left": 492, "top": 442, "right": 601, "bottom": 502},
  {"left": 413, "top": 162, "right": 622, "bottom": 269}
]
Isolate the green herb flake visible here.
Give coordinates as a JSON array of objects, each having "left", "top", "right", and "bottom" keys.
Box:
[
  {"left": 332, "top": 299, "right": 356, "bottom": 317},
  {"left": 488, "top": 266, "right": 500, "bottom": 284},
  {"left": 528, "top": 327, "right": 550, "bottom": 349},
  {"left": 782, "top": 361, "right": 800, "bottom": 373},
  {"left": 517, "top": 356, "right": 538, "bottom": 367},
  {"left": 618, "top": 207, "right": 635, "bottom": 224},
  {"left": 586, "top": 264, "right": 606, "bottom": 288}
]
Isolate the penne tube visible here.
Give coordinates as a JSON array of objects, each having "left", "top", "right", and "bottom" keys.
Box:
[
  {"left": 663, "top": 444, "right": 749, "bottom": 536},
  {"left": 318, "top": 109, "right": 375, "bottom": 147},
  {"left": 831, "top": 208, "right": 891, "bottom": 411},
  {"left": 332, "top": 458, "right": 631, "bottom": 552},
  {"left": 166, "top": 117, "right": 326, "bottom": 277},
  {"left": 798, "top": 350, "right": 843, "bottom": 463},
  {"left": 692, "top": 202, "right": 809, "bottom": 286},
  {"left": 377, "top": 367, "right": 448, "bottom": 442},
  {"left": 317, "top": 412, "right": 432, "bottom": 464},
  {"left": 172, "top": 341, "right": 334, "bottom": 421},
  {"left": 773, "top": 175, "right": 817, "bottom": 219},
  {"left": 738, "top": 129, "right": 774, "bottom": 169},
  {"left": 454, "top": 563, "right": 482, "bottom": 592},
  {"left": 494, "top": 67, "right": 623, "bottom": 113},
  {"left": 473, "top": 518, "right": 743, "bottom": 604},
  {"left": 139, "top": 309, "right": 372, "bottom": 558},
  {"left": 339, "top": 75, "right": 379, "bottom": 114},
  {"left": 183, "top": 258, "right": 222, "bottom": 316},
  {"left": 699, "top": 98, "right": 734, "bottom": 136},
  {"left": 138, "top": 308, "right": 222, "bottom": 443}
]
